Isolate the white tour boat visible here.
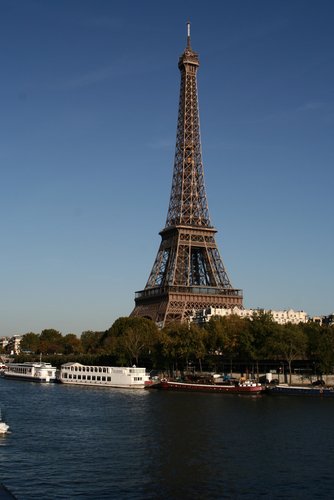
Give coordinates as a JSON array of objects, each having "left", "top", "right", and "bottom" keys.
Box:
[
  {"left": 59, "top": 362, "right": 152, "bottom": 389},
  {"left": 4, "top": 362, "right": 57, "bottom": 383}
]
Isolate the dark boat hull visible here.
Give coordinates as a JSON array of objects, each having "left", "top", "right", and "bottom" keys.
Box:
[
  {"left": 3, "top": 373, "right": 54, "bottom": 383},
  {"left": 266, "top": 385, "right": 334, "bottom": 397},
  {"left": 158, "top": 380, "right": 263, "bottom": 394}
]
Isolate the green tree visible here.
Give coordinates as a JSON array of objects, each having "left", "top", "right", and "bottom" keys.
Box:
[
  {"left": 248, "top": 311, "right": 279, "bottom": 360},
  {"left": 237, "top": 320, "right": 256, "bottom": 361},
  {"left": 222, "top": 315, "right": 249, "bottom": 359},
  {"left": 189, "top": 323, "right": 208, "bottom": 372},
  {"left": 301, "top": 321, "right": 323, "bottom": 363},
  {"left": 80, "top": 331, "right": 104, "bottom": 354},
  {"left": 268, "top": 324, "right": 308, "bottom": 384},
  {"left": 161, "top": 322, "right": 207, "bottom": 373},
  {"left": 63, "top": 334, "right": 82, "bottom": 355},
  {"left": 204, "top": 315, "right": 252, "bottom": 373},
  {"left": 204, "top": 316, "right": 227, "bottom": 356},
  {"left": 161, "top": 322, "right": 190, "bottom": 373},
  {"left": 315, "top": 327, "right": 334, "bottom": 377},
  {"left": 20, "top": 332, "right": 40, "bottom": 354},
  {"left": 106, "top": 317, "right": 159, "bottom": 365},
  {"left": 39, "top": 329, "right": 64, "bottom": 355}
]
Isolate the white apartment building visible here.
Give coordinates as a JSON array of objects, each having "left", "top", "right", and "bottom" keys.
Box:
[
  {"left": 0, "top": 335, "right": 22, "bottom": 355},
  {"left": 191, "top": 306, "right": 308, "bottom": 325},
  {"left": 0, "top": 337, "right": 9, "bottom": 351}
]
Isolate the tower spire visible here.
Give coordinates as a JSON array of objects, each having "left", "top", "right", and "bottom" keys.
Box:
[
  {"left": 131, "top": 26, "right": 242, "bottom": 327},
  {"left": 186, "top": 20, "right": 191, "bottom": 49}
]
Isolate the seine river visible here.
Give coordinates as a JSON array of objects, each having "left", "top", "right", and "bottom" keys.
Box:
[{"left": 1, "top": 376, "right": 334, "bottom": 499}]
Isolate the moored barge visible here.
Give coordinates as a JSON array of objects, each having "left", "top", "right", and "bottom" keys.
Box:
[
  {"left": 157, "top": 378, "right": 263, "bottom": 394},
  {"left": 266, "top": 384, "right": 334, "bottom": 397}
]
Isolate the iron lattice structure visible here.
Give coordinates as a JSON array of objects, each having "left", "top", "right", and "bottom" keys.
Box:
[{"left": 131, "top": 24, "right": 242, "bottom": 327}]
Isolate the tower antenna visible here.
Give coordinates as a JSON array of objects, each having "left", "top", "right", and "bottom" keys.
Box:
[{"left": 186, "top": 20, "right": 191, "bottom": 48}]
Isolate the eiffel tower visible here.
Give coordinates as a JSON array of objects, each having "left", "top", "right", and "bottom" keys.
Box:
[{"left": 131, "top": 23, "right": 243, "bottom": 327}]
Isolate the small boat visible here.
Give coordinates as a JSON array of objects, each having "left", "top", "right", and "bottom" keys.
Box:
[
  {"left": 59, "top": 362, "right": 152, "bottom": 389},
  {"left": 266, "top": 384, "right": 334, "bottom": 397},
  {"left": 0, "top": 422, "right": 9, "bottom": 434},
  {"left": 4, "top": 362, "right": 57, "bottom": 383},
  {"left": 156, "top": 376, "right": 263, "bottom": 394},
  {"left": 0, "top": 410, "right": 9, "bottom": 434}
]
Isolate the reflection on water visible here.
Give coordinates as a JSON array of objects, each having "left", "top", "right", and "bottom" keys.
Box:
[{"left": 1, "top": 378, "right": 334, "bottom": 499}]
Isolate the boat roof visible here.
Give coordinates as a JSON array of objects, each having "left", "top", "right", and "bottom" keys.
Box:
[
  {"left": 61, "top": 362, "right": 83, "bottom": 367},
  {"left": 7, "top": 361, "right": 55, "bottom": 367},
  {"left": 60, "top": 362, "right": 146, "bottom": 370}
]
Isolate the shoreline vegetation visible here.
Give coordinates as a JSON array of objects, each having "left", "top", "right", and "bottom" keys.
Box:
[{"left": 3, "top": 313, "right": 334, "bottom": 383}]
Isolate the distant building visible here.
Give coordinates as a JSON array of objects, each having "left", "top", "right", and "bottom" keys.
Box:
[
  {"left": 190, "top": 306, "right": 308, "bottom": 325},
  {"left": 0, "top": 337, "right": 9, "bottom": 351},
  {"left": 310, "top": 314, "right": 334, "bottom": 327},
  {"left": 311, "top": 316, "right": 323, "bottom": 325},
  {"left": 0, "top": 335, "right": 22, "bottom": 355},
  {"left": 323, "top": 314, "right": 334, "bottom": 327}
]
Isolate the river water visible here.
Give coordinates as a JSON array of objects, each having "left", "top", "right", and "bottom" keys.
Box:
[{"left": 1, "top": 377, "right": 334, "bottom": 499}]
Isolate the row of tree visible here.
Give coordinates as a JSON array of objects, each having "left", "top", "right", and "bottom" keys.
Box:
[{"left": 10, "top": 313, "right": 334, "bottom": 380}]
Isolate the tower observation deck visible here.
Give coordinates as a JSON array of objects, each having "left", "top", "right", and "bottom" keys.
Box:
[{"left": 131, "top": 23, "right": 243, "bottom": 327}]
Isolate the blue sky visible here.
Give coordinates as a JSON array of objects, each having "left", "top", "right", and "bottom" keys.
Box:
[{"left": 1, "top": 0, "right": 333, "bottom": 336}]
